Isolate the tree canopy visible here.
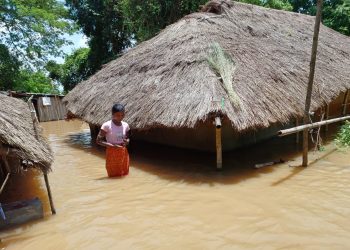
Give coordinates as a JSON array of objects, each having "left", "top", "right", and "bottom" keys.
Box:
[
  {"left": 46, "top": 47, "right": 91, "bottom": 92},
  {"left": 0, "top": 0, "right": 75, "bottom": 68},
  {"left": 1, "top": 0, "right": 349, "bottom": 93},
  {"left": 65, "top": 0, "right": 131, "bottom": 73}
]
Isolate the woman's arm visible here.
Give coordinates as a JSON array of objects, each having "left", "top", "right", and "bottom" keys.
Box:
[
  {"left": 122, "top": 129, "right": 131, "bottom": 146},
  {"left": 96, "top": 129, "right": 122, "bottom": 148}
]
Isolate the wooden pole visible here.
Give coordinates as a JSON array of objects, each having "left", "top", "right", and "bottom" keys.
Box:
[
  {"left": 278, "top": 115, "right": 350, "bottom": 136},
  {"left": 44, "top": 173, "right": 56, "bottom": 214},
  {"left": 325, "top": 104, "right": 330, "bottom": 132},
  {"left": 54, "top": 95, "right": 60, "bottom": 121},
  {"left": 0, "top": 173, "right": 10, "bottom": 195},
  {"left": 27, "top": 96, "right": 39, "bottom": 138},
  {"left": 302, "top": 0, "right": 323, "bottom": 167},
  {"left": 215, "top": 117, "right": 222, "bottom": 170},
  {"left": 0, "top": 156, "right": 11, "bottom": 195},
  {"left": 342, "top": 90, "right": 349, "bottom": 116},
  {"left": 27, "top": 96, "right": 56, "bottom": 215},
  {"left": 295, "top": 118, "right": 300, "bottom": 144}
]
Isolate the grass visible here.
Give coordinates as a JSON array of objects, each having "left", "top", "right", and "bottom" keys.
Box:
[
  {"left": 206, "top": 42, "right": 240, "bottom": 107},
  {"left": 335, "top": 121, "right": 350, "bottom": 147}
]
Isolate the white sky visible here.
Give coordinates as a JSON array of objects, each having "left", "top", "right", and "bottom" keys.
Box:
[{"left": 52, "top": 32, "right": 89, "bottom": 64}]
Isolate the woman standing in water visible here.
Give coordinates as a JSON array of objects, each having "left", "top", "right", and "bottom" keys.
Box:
[{"left": 96, "top": 103, "right": 130, "bottom": 177}]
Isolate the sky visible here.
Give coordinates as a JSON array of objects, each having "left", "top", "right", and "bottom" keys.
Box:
[
  {"left": 51, "top": 0, "right": 89, "bottom": 64},
  {"left": 52, "top": 32, "right": 89, "bottom": 64}
]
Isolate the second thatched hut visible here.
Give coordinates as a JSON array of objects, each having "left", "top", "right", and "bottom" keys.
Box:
[{"left": 0, "top": 94, "right": 55, "bottom": 218}]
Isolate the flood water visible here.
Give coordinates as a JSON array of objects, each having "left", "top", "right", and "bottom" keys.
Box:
[{"left": 1, "top": 120, "right": 350, "bottom": 249}]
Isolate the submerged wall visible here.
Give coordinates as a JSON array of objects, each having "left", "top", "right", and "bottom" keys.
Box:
[
  {"left": 89, "top": 91, "right": 349, "bottom": 152},
  {"left": 131, "top": 120, "right": 286, "bottom": 152},
  {"left": 35, "top": 97, "right": 67, "bottom": 122}
]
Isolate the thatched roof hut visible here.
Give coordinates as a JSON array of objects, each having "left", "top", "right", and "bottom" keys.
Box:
[
  {"left": 0, "top": 94, "right": 53, "bottom": 173},
  {"left": 64, "top": 0, "right": 350, "bottom": 149}
]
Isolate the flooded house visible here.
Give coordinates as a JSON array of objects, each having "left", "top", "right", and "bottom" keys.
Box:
[
  {"left": 63, "top": 1, "right": 350, "bottom": 154},
  {"left": 0, "top": 94, "right": 55, "bottom": 229},
  {"left": 7, "top": 91, "right": 67, "bottom": 122}
]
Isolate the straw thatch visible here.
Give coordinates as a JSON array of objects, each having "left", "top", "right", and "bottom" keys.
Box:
[
  {"left": 64, "top": 0, "right": 350, "bottom": 132},
  {"left": 0, "top": 94, "right": 53, "bottom": 172}
]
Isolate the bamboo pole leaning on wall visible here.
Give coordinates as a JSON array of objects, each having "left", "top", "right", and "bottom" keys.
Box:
[
  {"left": 278, "top": 115, "right": 350, "bottom": 137},
  {"left": 0, "top": 154, "right": 11, "bottom": 196}
]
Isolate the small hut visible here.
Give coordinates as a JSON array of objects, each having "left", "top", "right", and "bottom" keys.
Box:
[
  {"left": 9, "top": 91, "right": 67, "bottom": 122},
  {"left": 0, "top": 94, "right": 56, "bottom": 217},
  {"left": 64, "top": 1, "right": 350, "bottom": 154}
]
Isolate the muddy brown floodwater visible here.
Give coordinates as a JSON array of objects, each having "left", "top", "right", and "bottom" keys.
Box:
[{"left": 1, "top": 120, "right": 350, "bottom": 249}]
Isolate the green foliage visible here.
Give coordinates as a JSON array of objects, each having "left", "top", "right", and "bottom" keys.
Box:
[
  {"left": 0, "top": 0, "right": 75, "bottom": 68},
  {"left": 288, "top": 0, "right": 350, "bottom": 36},
  {"left": 14, "top": 70, "right": 60, "bottom": 94},
  {"left": 239, "top": 0, "right": 293, "bottom": 11},
  {"left": 207, "top": 42, "right": 240, "bottom": 107},
  {"left": 335, "top": 121, "right": 350, "bottom": 147},
  {"left": 1, "top": 44, "right": 60, "bottom": 93},
  {"left": 265, "top": 0, "right": 293, "bottom": 10},
  {"left": 46, "top": 48, "right": 91, "bottom": 92},
  {"left": 0, "top": 44, "right": 21, "bottom": 90},
  {"left": 46, "top": 60, "right": 63, "bottom": 81},
  {"left": 65, "top": 0, "right": 130, "bottom": 73},
  {"left": 60, "top": 48, "right": 91, "bottom": 92},
  {"left": 58, "top": 0, "right": 348, "bottom": 95},
  {"left": 119, "top": 0, "right": 207, "bottom": 42},
  {"left": 323, "top": 0, "right": 350, "bottom": 36}
]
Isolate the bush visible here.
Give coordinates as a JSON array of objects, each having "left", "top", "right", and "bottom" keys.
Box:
[{"left": 335, "top": 121, "right": 350, "bottom": 147}]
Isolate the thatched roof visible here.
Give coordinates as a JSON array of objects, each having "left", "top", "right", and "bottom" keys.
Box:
[
  {"left": 64, "top": 0, "right": 350, "bottom": 132},
  {"left": 0, "top": 94, "right": 53, "bottom": 172}
]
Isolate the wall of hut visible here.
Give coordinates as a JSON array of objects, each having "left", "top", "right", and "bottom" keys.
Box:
[
  {"left": 88, "top": 91, "right": 350, "bottom": 152},
  {"left": 35, "top": 96, "right": 67, "bottom": 122}
]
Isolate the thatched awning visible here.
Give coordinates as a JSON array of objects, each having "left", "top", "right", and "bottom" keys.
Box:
[
  {"left": 64, "top": 0, "right": 350, "bottom": 132},
  {"left": 0, "top": 94, "right": 53, "bottom": 172}
]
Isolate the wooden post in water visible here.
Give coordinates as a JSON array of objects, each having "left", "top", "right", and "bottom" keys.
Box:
[
  {"left": 325, "top": 104, "right": 329, "bottom": 132},
  {"left": 27, "top": 96, "right": 56, "bottom": 215},
  {"left": 215, "top": 116, "right": 222, "bottom": 170},
  {"left": 295, "top": 118, "right": 300, "bottom": 145},
  {"left": 342, "top": 90, "right": 349, "bottom": 116},
  {"left": 44, "top": 173, "right": 56, "bottom": 214},
  {"left": 302, "top": 0, "right": 323, "bottom": 167}
]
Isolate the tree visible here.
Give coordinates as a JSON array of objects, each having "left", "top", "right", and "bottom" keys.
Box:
[
  {"left": 65, "top": 0, "right": 130, "bottom": 73},
  {"left": 14, "top": 70, "right": 60, "bottom": 93},
  {"left": 322, "top": 0, "right": 350, "bottom": 35},
  {"left": 240, "top": 0, "right": 293, "bottom": 10},
  {"left": 264, "top": 0, "right": 293, "bottom": 10},
  {"left": 0, "top": 0, "right": 75, "bottom": 68},
  {"left": 60, "top": 47, "right": 91, "bottom": 91},
  {"left": 288, "top": 0, "right": 350, "bottom": 36},
  {"left": 0, "top": 44, "right": 21, "bottom": 90},
  {"left": 119, "top": 0, "right": 208, "bottom": 42},
  {"left": 46, "top": 48, "right": 91, "bottom": 92}
]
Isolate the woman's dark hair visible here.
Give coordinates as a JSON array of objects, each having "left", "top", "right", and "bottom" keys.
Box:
[{"left": 112, "top": 103, "right": 125, "bottom": 114}]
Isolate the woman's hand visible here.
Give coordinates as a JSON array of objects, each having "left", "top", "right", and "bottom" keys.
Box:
[{"left": 122, "top": 138, "right": 130, "bottom": 146}]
